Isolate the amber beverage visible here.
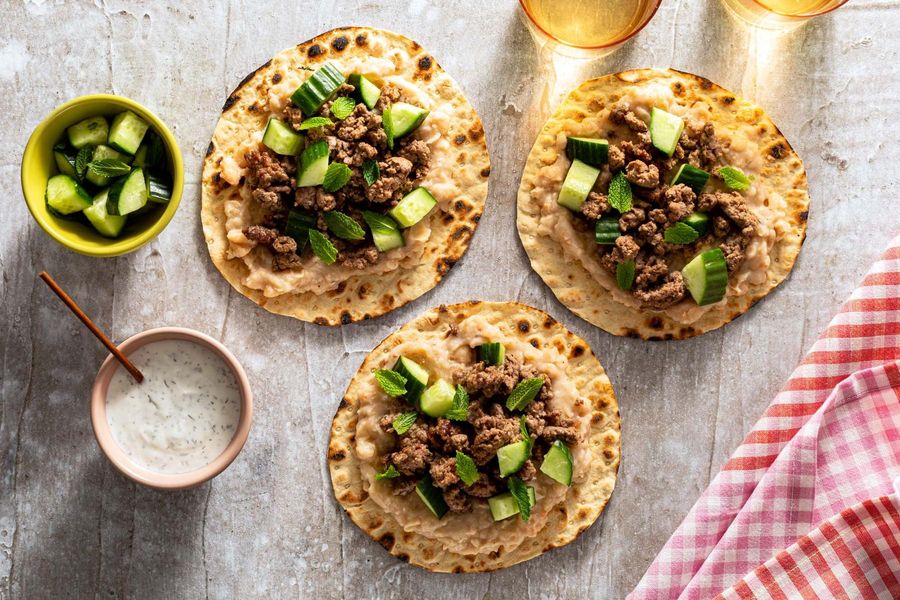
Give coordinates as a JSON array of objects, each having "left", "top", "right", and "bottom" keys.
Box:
[
  {"left": 519, "top": 0, "right": 661, "bottom": 54},
  {"left": 720, "top": 0, "right": 849, "bottom": 27}
]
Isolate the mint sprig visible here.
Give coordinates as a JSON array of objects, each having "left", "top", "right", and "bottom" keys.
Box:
[
  {"left": 375, "top": 369, "right": 407, "bottom": 397},
  {"left": 362, "top": 159, "right": 380, "bottom": 186},
  {"left": 75, "top": 145, "right": 93, "bottom": 180},
  {"left": 663, "top": 222, "right": 700, "bottom": 245},
  {"left": 444, "top": 385, "right": 469, "bottom": 421},
  {"left": 506, "top": 377, "right": 544, "bottom": 412},
  {"left": 454, "top": 451, "right": 479, "bottom": 486},
  {"left": 307, "top": 229, "right": 337, "bottom": 264},
  {"left": 608, "top": 171, "right": 632, "bottom": 213},
  {"left": 322, "top": 163, "right": 353, "bottom": 193},
  {"left": 324, "top": 210, "right": 365, "bottom": 240},
  {"left": 392, "top": 411, "right": 418, "bottom": 435},
  {"left": 88, "top": 159, "right": 132, "bottom": 177},
  {"left": 298, "top": 116, "right": 333, "bottom": 130},
  {"left": 508, "top": 476, "right": 533, "bottom": 522},
  {"left": 375, "top": 464, "right": 400, "bottom": 480},
  {"left": 718, "top": 166, "right": 752, "bottom": 192},
  {"left": 616, "top": 260, "right": 635, "bottom": 290},
  {"left": 330, "top": 97, "right": 357, "bottom": 120}
]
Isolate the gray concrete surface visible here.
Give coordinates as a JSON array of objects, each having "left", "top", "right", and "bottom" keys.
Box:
[{"left": 1, "top": 1, "right": 898, "bottom": 598}]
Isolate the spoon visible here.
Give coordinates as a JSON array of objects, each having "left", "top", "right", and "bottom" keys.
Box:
[{"left": 38, "top": 271, "right": 144, "bottom": 383}]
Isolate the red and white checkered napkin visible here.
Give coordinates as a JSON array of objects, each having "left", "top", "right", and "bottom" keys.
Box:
[{"left": 630, "top": 235, "right": 900, "bottom": 600}]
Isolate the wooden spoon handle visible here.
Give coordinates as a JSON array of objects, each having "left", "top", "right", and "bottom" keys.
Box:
[{"left": 38, "top": 271, "right": 144, "bottom": 383}]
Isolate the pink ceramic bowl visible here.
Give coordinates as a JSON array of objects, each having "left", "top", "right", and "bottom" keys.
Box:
[{"left": 91, "top": 327, "right": 253, "bottom": 490}]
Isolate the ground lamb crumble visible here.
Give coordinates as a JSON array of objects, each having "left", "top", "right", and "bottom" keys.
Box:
[
  {"left": 377, "top": 353, "right": 580, "bottom": 514},
  {"left": 575, "top": 103, "right": 760, "bottom": 310},
  {"left": 241, "top": 83, "right": 432, "bottom": 271}
]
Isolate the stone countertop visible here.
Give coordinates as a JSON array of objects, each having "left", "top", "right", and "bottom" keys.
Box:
[{"left": 1, "top": 1, "right": 898, "bottom": 598}]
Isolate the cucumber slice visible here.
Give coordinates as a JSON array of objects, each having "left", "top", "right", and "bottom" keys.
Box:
[
  {"left": 66, "top": 116, "right": 109, "bottom": 149},
  {"left": 670, "top": 163, "right": 709, "bottom": 193},
  {"left": 362, "top": 211, "right": 404, "bottom": 252},
  {"left": 682, "top": 248, "right": 728, "bottom": 306},
  {"left": 539, "top": 440, "right": 573, "bottom": 486},
  {"left": 497, "top": 440, "right": 530, "bottom": 477},
  {"left": 415, "top": 476, "right": 448, "bottom": 519},
  {"left": 284, "top": 209, "right": 316, "bottom": 251},
  {"left": 297, "top": 140, "right": 330, "bottom": 187},
  {"left": 53, "top": 149, "right": 77, "bottom": 177},
  {"left": 488, "top": 488, "right": 536, "bottom": 521},
  {"left": 565, "top": 137, "right": 609, "bottom": 166},
  {"left": 383, "top": 102, "right": 429, "bottom": 142},
  {"left": 146, "top": 174, "right": 172, "bottom": 204},
  {"left": 649, "top": 107, "right": 685, "bottom": 157},
  {"left": 108, "top": 111, "right": 149, "bottom": 155},
  {"left": 86, "top": 145, "right": 132, "bottom": 187},
  {"left": 682, "top": 212, "right": 709, "bottom": 236},
  {"left": 419, "top": 379, "right": 455, "bottom": 418},
  {"left": 45, "top": 174, "right": 92, "bottom": 215},
  {"left": 262, "top": 118, "right": 304, "bottom": 156},
  {"left": 557, "top": 159, "right": 600, "bottom": 211},
  {"left": 83, "top": 189, "right": 127, "bottom": 238},
  {"left": 388, "top": 187, "right": 437, "bottom": 228},
  {"left": 133, "top": 132, "right": 166, "bottom": 170},
  {"left": 594, "top": 216, "right": 620, "bottom": 245},
  {"left": 476, "top": 342, "right": 505, "bottom": 366},
  {"left": 393, "top": 356, "right": 429, "bottom": 406},
  {"left": 108, "top": 168, "right": 148, "bottom": 216},
  {"left": 348, "top": 73, "right": 381, "bottom": 109},
  {"left": 132, "top": 144, "right": 148, "bottom": 168},
  {"left": 291, "top": 63, "right": 346, "bottom": 115}
]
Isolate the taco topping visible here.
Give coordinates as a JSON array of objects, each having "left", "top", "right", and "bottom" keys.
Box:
[
  {"left": 375, "top": 347, "right": 579, "bottom": 520},
  {"left": 240, "top": 64, "right": 434, "bottom": 272},
  {"left": 556, "top": 102, "right": 760, "bottom": 310}
]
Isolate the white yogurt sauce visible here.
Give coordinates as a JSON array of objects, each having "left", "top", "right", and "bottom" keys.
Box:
[{"left": 106, "top": 339, "right": 242, "bottom": 474}]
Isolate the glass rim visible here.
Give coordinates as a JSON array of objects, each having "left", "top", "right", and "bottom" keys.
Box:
[
  {"left": 745, "top": 0, "right": 850, "bottom": 18},
  {"left": 518, "top": 0, "right": 663, "bottom": 50}
]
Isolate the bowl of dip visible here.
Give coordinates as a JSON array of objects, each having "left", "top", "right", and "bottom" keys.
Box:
[{"left": 91, "top": 327, "right": 252, "bottom": 489}]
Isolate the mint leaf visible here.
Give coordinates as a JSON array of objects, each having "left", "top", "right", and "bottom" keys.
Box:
[
  {"left": 608, "top": 171, "right": 632, "bottom": 213},
  {"left": 375, "top": 369, "right": 407, "bottom": 397},
  {"left": 88, "top": 159, "right": 132, "bottom": 177},
  {"left": 508, "top": 476, "right": 533, "bottom": 522},
  {"left": 307, "top": 229, "right": 337, "bottom": 264},
  {"left": 362, "top": 159, "right": 380, "bottom": 186},
  {"left": 444, "top": 385, "right": 469, "bottom": 421},
  {"left": 330, "top": 97, "right": 357, "bottom": 120},
  {"left": 324, "top": 210, "right": 365, "bottom": 240},
  {"left": 75, "top": 145, "right": 93, "bottom": 180},
  {"left": 322, "top": 163, "right": 353, "bottom": 193},
  {"left": 663, "top": 222, "right": 699, "bottom": 245},
  {"left": 375, "top": 464, "right": 400, "bottom": 480},
  {"left": 616, "top": 259, "right": 635, "bottom": 290},
  {"left": 298, "top": 116, "right": 333, "bottom": 130},
  {"left": 455, "top": 451, "right": 479, "bottom": 486},
  {"left": 506, "top": 377, "right": 544, "bottom": 412},
  {"left": 718, "top": 166, "right": 752, "bottom": 192},
  {"left": 362, "top": 211, "right": 400, "bottom": 236},
  {"left": 392, "top": 411, "right": 418, "bottom": 435}
]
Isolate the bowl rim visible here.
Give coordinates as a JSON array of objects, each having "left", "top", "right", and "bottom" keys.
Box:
[
  {"left": 21, "top": 93, "right": 184, "bottom": 257},
  {"left": 90, "top": 327, "right": 253, "bottom": 490}
]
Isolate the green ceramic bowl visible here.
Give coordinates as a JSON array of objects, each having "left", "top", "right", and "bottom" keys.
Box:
[{"left": 21, "top": 94, "right": 184, "bottom": 256}]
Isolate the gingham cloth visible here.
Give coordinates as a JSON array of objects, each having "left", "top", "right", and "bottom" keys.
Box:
[{"left": 630, "top": 235, "right": 900, "bottom": 600}]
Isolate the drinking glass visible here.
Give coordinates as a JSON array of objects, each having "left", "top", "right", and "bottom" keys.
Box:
[{"left": 720, "top": 0, "right": 850, "bottom": 28}]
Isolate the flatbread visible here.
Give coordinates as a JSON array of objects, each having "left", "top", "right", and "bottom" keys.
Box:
[
  {"left": 201, "top": 28, "right": 490, "bottom": 325},
  {"left": 517, "top": 69, "right": 809, "bottom": 339},
  {"left": 328, "top": 301, "right": 620, "bottom": 572}
]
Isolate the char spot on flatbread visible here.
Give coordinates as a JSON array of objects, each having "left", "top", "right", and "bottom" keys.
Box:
[
  {"left": 222, "top": 94, "right": 239, "bottom": 111},
  {"left": 542, "top": 316, "right": 556, "bottom": 329},
  {"left": 355, "top": 34, "right": 367, "bottom": 46},
  {"left": 341, "top": 311, "right": 352, "bottom": 325},
  {"left": 799, "top": 210, "right": 809, "bottom": 221},
  {"left": 770, "top": 143, "right": 785, "bottom": 159},
  {"left": 332, "top": 35, "right": 349, "bottom": 51},
  {"left": 480, "top": 167, "right": 490, "bottom": 178},
  {"left": 647, "top": 317, "right": 664, "bottom": 330},
  {"left": 672, "top": 81, "right": 684, "bottom": 96},
  {"left": 272, "top": 73, "right": 282, "bottom": 83},
  {"left": 308, "top": 43, "right": 324, "bottom": 57},
  {"left": 418, "top": 56, "right": 432, "bottom": 70},
  {"left": 329, "top": 450, "right": 345, "bottom": 461},
  {"left": 467, "top": 124, "right": 484, "bottom": 141},
  {"left": 314, "top": 316, "right": 329, "bottom": 325},
  {"left": 722, "top": 96, "right": 735, "bottom": 105},
  {"left": 570, "top": 345, "right": 585, "bottom": 358},
  {"left": 454, "top": 134, "right": 466, "bottom": 145},
  {"left": 205, "top": 142, "right": 214, "bottom": 157},
  {"left": 529, "top": 338, "right": 540, "bottom": 348},
  {"left": 518, "top": 320, "right": 530, "bottom": 332}
]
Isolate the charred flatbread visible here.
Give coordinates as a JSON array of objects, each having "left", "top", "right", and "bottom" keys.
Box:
[
  {"left": 202, "top": 28, "right": 489, "bottom": 325},
  {"left": 517, "top": 69, "right": 808, "bottom": 339},
  {"left": 328, "top": 301, "right": 620, "bottom": 572}
]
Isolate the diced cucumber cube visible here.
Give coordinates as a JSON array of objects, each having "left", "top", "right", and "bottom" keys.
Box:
[
  {"left": 83, "top": 189, "right": 127, "bottom": 238},
  {"left": 108, "top": 111, "right": 149, "bottom": 155},
  {"left": 67, "top": 116, "right": 109, "bottom": 149},
  {"left": 46, "top": 174, "right": 92, "bottom": 215},
  {"left": 389, "top": 187, "right": 437, "bottom": 228}
]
